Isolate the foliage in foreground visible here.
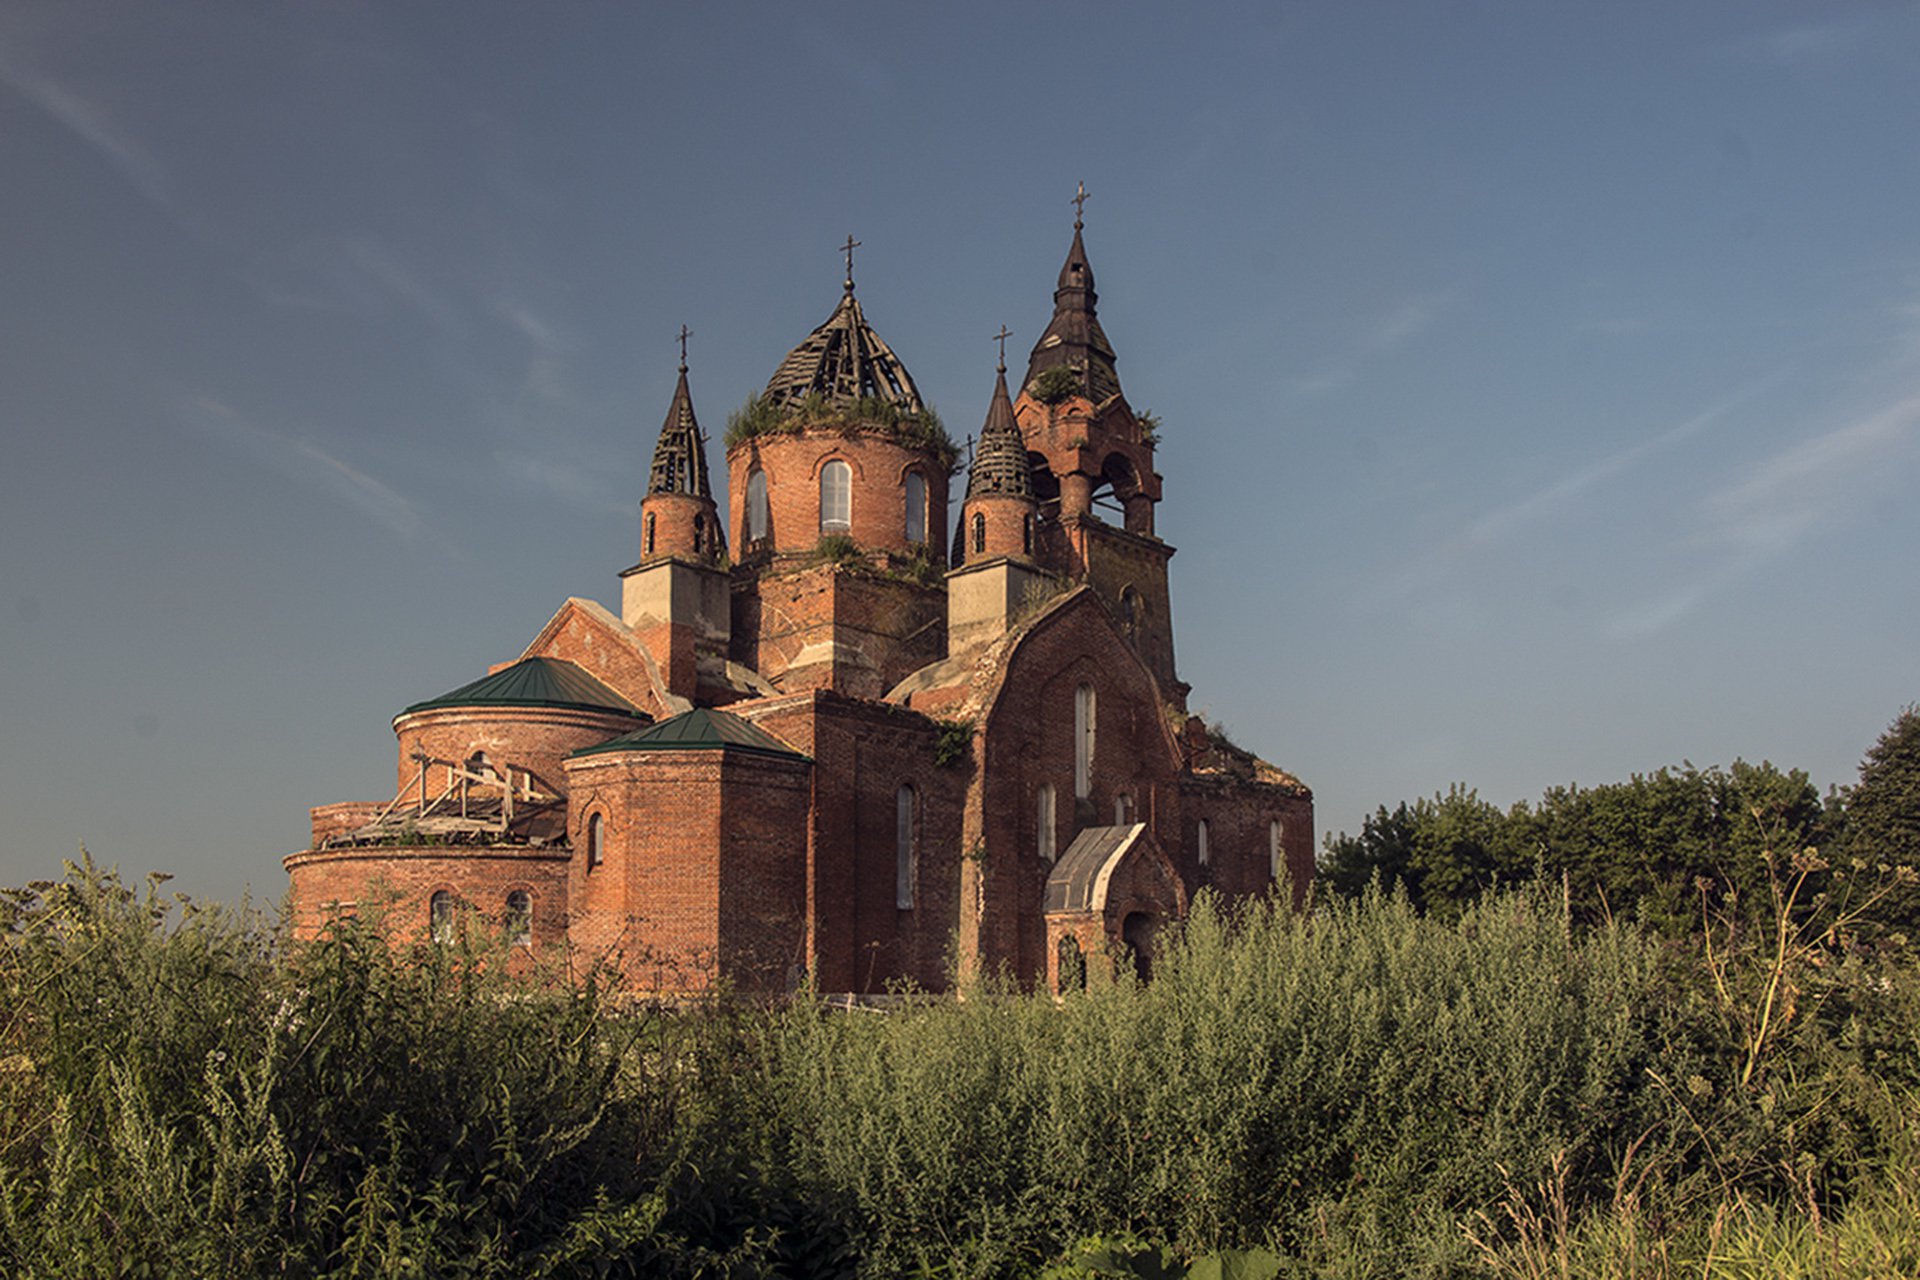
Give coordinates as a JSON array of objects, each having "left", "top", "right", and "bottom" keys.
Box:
[{"left": 3, "top": 854, "right": 1917, "bottom": 1278}]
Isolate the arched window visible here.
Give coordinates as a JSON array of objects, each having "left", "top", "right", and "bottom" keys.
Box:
[
  {"left": 644, "top": 513, "right": 656, "bottom": 555},
  {"left": 905, "top": 472, "right": 927, "bottom": 544},
  {"left": 1056, "top": 933, "right": 1086, "bottom": 993},
  {"left": 430, "top": 890, "right": 455, "bottom": 944},
  {"left": 1036, "top": 783, "right": 1056, "bottom": 862},
  {"left": 1114, "top": 793, "right": 1133, "bottom": 825},
  {"left": 692, "top": 513, "right": 706, "bottom": 554},
  {"left": 1022, "top": 514, "right": 1034, "bottom": 555},
  {"left": 1197, "top": 818, "right": 1211, "bottom": 867},
  {"left": 1270, "top": 819, "right": 1285, "bottom": 882},
  {"left": 1074, "top": 683, "right": 1096, "bottom": 800},
  {"left": 747, "top": 468, "right": 769, "bottom": 542},
  {"left": 587, "top": 813, "right": 605, "bottom": 867},
  {"left": 895, "top": 784, "right": 916, "bottom": 909},
  {"left": 1120, "top": 587, "right": 1141, "bottom": 634},
  {"left": 504, "top": 890, "right": 531, "bottom": 946},
  {"left": 820, "top": 459, "right": 851, "bottom": 533},
  {"left": 971, "top": 512, "right": 986, "bottom": 554}
]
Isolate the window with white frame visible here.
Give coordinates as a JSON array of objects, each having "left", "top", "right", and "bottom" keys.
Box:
[
  {"left": 747, "top": 469, "right": 769, "bottom": 541},
  {"left": 430, "top": 890, "right": 455, "bottom": 944},
  {"left": 905, "top": 471, "right": 927, "bottom": 544},
  {"left": 820, "top": 459, "right": 852, "bottom": 533}
]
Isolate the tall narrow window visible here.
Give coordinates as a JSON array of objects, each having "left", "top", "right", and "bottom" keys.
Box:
[
  {"left": 905, "top": 472, "right": 927, "bottom": 544},
  {"left": 972, "top": 512, "right": 986, "bottom": 553},
  {"left": 1269, "top": 819, "right": 1285, "bottom": 882},
  {"left": 1074, "top": 683, "right": 1096, "bottom": 800},
  {"left": 895, "top": 784, "right": 916, "bottom": 909},
  {"left": 1023, "top": 515, "right": 1034, "bottom": 555},
  {"left": 430, "top": 890, "right": 455, "bottom": 944},
  {"left": 1114, "top": 793, "right": 1133, "bottom": 825},
  {"left": 1197, "top": 819, "right": 1211, "bottom": 867},
  {"left": 504, "top": 890, "right": 531, "bottom": 947},
  {"left": 820, "top": 459, "right": 851, "bottom": 533},
  {"left": 692, "top": 514, "right": 706, "bottom": 554},
  {"left": 644, "top": 513, "right": 656, "bottom": 555},
  {"left": 1036, "top": 783, "right": 1056, "bottom": 862},
  {"left": 747, "top": 469, "right": 769, "bottom": 541},
  {"left": 587, "top": 813, "right": 605, "bottom": 867}
]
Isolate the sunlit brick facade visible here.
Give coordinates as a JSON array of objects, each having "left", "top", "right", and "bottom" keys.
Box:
[{"left": 285, "top": 217, "right": 1314, "bottom": 993}]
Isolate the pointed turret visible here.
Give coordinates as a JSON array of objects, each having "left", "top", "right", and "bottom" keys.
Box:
[
  {"left": 959, "top": 353, "right": 1039, "bottom": 567},
  {"left": 1023, "top": 206, "right": 1121, "bottom": 404},
  {"left": 647, "top": 364, "right": 714, "bottom": 501},
  {"left": 638, "top": 340, "right": 722, "bottom": 566}
]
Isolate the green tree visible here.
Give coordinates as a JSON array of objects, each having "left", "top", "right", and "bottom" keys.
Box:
[{"left": 1840, "top": 705, "right": 1920, "bottom": 929}]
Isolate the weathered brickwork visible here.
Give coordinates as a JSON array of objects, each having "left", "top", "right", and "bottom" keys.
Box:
[{"left": 283, "top": 219, "right": 1315, "bottom": 995}]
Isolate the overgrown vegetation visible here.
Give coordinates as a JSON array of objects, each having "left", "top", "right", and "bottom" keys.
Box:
[
  {"left": 6, "top": 846, "right": 1918, "bottom": 1276},
  {"left": 933, "top": 717, "right": 976, "bottom": 769},
  {"left": 724, "top": 393, "right": 958, "bottom": 472},
  {"left": 7, "top": 712, "right": 1919, "bottom": 1275},
  {"left": 1029, "top": 366, "right": 1082, "bottom": 406}
]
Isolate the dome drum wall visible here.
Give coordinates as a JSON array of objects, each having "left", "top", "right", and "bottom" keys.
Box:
[
  {"left": 392, "top": 705, "right": 650, "bottom": 803},
  {"left": 726, "top": 427, "right": 949, "bottom": 564},
  {"left": 283, "top": 843, "right": 570, "bottom": 952},
  {"left": 638, "top": 490, "right": 722, "bottom": 565},
  {"left": 961, "top": 492, "right": 1039, "bottom": 563}
]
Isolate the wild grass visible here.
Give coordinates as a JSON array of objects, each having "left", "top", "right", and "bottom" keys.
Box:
[{"left": 3, "top": 855, "right": 1915, "bottom": 1277}]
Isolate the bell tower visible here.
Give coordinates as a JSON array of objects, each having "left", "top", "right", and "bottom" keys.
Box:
[{"left": 1013, "top": 189, "right": 1183, "bottom": 702}]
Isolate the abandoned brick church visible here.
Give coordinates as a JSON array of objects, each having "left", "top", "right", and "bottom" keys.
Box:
[{"left": 284, "top": 209, "right": 1314, "bottom": 993}]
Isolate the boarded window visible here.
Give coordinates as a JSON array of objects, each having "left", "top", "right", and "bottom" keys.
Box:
[
  {"left": 505, "top": 890, "right": 531, "bottom": 946},
  {"left": 1074, "top": 683, "right": 1096, "bottom": 800},
  {"left": 1037, "top": 783, "right": 1056, "bottom": 862},
  {"left": 820, "top": 460, "right": 852, "bottom": 532},
  {"left": 430, "top": 890, "right": 455, "bottom": 944},
  {"left": 896, "top": 784, "right": 916, "bottom": 909}
]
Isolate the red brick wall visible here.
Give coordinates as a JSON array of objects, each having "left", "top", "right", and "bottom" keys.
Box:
[
  {"left": 310, "top": 801, "right": 384, "bottom": 845},
  {"left": 726, "top": 426, "right": 949, "bottom": 563},
  {"left": 1177, "top": 778, "right": 1316, "bottom": 908},
  {"left": 960, "top": 492, "right": 1038, "bottom": 563},
  {"left": 521, "top": 602, "right": 673, "bottom": 720},
  {"left": 748, "top": 692, "right": 966, "bottom": 994},
  {"left": 716, "top": 752, "right": 813, "bottom": 989},
  {"left": 638, "top": 490, "right": 723, "bottom": 565},
  {"left": 391, "top": 705, "right": 644, "bottom": 804},
  {"left": 732, "top": 563, "right": 946, "bottom": 699},
  {"left": 974, "top": 591, "right": 1184, "bottom": 984},
  {"left": 282, "top": 844, "right": 571, "bottom": 950}
]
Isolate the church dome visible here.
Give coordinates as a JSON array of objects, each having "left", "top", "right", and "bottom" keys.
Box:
[{"left": 761, "top": 259, "right": 924, "bottom": 413}]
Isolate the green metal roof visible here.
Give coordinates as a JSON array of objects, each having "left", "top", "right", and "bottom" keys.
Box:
[
  {"left": 403, "top": 657, "right": 647, "bottom": 718},
  {"left": 570, "top": 707, "right": 809, "bottom": 761}
]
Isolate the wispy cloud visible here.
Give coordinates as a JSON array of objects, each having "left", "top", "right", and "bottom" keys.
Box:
[
  {"left": 1465, "top": 374, "right": 1783, "bottom": 550},
  {"left": 1702, "top": 393, "right": 1920, "bottom": 556},
  {"left": 0, "top": 55, "right": 167, "bottom": 204},
  {"left": 1290, "top": 294, "right": 1446, "bottom": 396},
  {"left": 181, "top": 397, "right": 427, "bottom": 541}
]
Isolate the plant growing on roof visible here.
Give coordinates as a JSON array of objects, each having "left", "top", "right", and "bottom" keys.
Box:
[
  {"left": 724, "top": 393, "right": 957, "bottom": 471},
  {"left": 1029, "top": 366, "right": 1081, "bottom": 406}
]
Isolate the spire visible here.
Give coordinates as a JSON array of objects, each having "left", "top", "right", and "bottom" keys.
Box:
[
  {"left": 761, "top": 237, "right": 926, "bottom": 414},
  {"left": 967, "top": 333, "right": 1034, "bottom": 501},
  {"left": 647, "top": 329, "right": 713, "bottom": 498},
  {"left": 1023, "top": 184, "right": 1121, "bottom": 404}
]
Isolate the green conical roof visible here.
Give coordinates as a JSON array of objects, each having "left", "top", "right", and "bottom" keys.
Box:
[
  {"left": 570, "top": 707, "right": 809, "bottom": 761},
  {"left": 403, "top": 657, "right": 646, "bottom": 718}
]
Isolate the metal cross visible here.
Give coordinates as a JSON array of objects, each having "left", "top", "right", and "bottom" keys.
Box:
[
  {"left": 992, "top": 325, "right": 1012, "bottom": 372},
  {"left": 1071, "top": 181, "right": 1090, "bottom": 227},
  {"left": 842, "top": 234, "right": 861, "bottom": 289},
  {"left": 676, "top": 324, "right": 691, "bottom": 371}
]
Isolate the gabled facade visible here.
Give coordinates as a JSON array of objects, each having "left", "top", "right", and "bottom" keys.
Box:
[{"left": 285, "top": 213, "right": 1314, "bottom": 993}]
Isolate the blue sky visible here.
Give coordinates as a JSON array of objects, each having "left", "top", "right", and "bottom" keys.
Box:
[{"left": 3, "top": 3, "right": 1917, "bottom": 904}]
